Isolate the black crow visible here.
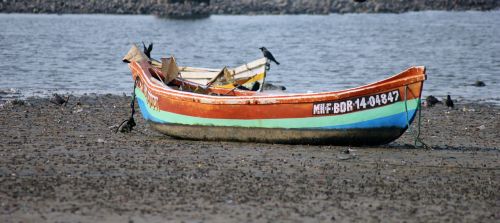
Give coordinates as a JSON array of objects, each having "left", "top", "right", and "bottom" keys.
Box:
[
  {"left": 259, "top": 47, "right": 280, "bottom": 65},
  {"left": 251, "top": 82, "right": 261, "bottom": 91},
  {"left": 142, "top": 42, "right": 153, "bottom": 59},
  {"left": 445, "top": 95, "right": 454, "bottom": 109}
]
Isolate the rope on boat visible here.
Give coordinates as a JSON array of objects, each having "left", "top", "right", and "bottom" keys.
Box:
[
  {"left": 404, "top": 85, "right": 429, "bottom": 149},
  {"left": 116, "top": 78, "right": 138, "bottom": 133}
]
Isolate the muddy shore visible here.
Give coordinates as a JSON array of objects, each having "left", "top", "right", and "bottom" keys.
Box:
[{"left": 0, "top": 95, "right": 499, "bottom": 222}]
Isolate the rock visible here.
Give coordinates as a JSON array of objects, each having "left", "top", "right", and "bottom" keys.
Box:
[
  {"left": 462, "top": 107, "right": 475, "bottom": 112},
  {"left": 337, "top": 154, "right": 355, "bottom": 160},
  {"left": 263, "top": 82, "right": 286, "bottom": 91},
  {"left": 1, "top": 0, "right": 498, "bottom": 15},
  {"left": 156, "top": 1, "right": 211, "bottom": 19},
  {"left": 425, "top": 95, "right": 441, "bottom": 107},
  {"left": 50, "top": 93, "right": 69, "bottom": 106},
  {"left": 473, "top": 80, "right": 486, "bottom": 87},
  {"left": 11, "top": 99, "right": 25, "bottom": 106}
]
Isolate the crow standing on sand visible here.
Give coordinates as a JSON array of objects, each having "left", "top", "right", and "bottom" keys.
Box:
[
  {"left": 142, "top": 42, "right": 153, "bottom": 59},
  {"left": 445, "top": 95, "right": 454, "bottom": 109},
  {"left": 260, "top": 47, "right": 280, "bottom": 65}
]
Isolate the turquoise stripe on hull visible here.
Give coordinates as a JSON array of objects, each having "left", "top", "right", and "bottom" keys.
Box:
[
  {"left": 320, "top": 109, "right": 416, "bottom": 130},
  {"left": 135, "top": 89, "right": 419, "bottom": 130}
]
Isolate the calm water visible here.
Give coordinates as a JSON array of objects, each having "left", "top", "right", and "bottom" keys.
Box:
[{"left": 1, "top": 12, "right": 499, "bottom": 104}]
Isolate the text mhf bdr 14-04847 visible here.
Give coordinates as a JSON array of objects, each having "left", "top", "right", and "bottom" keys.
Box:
[{"left": 313, "top": 90, "right": 400, "bottom": 115}]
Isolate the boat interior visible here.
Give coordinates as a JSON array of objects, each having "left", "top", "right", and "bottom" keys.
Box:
[
  {"left": 124, "top": 44, "right": 268, "bottom": 96},
  {"left": 126, "top": 44, "right": 425, "bottom": 99},
  {"left": 146, "top": 63, "right": 259, "bottom": 97}
]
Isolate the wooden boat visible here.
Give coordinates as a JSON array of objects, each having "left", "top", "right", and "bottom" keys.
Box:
[
  {"left": 123, "top": 44, "right": 267, "bottom": 91},
  {"left": 127, "top": 60, "right": 426, "bottom": 146}
]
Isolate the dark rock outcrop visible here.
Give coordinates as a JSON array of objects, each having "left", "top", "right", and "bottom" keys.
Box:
[
  {"left": 155, "top": 1, "right": 211, "bottom": 19},
  {"left": 329, "top": 0, "right": 500, "bottom": 13},
  {"left": 1, "top": 0, "right": 498, "bottom": 16}
]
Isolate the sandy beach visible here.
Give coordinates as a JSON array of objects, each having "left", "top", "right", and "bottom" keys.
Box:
[{"left": 0, "top": 94, "right": 499, "bottom": 222}]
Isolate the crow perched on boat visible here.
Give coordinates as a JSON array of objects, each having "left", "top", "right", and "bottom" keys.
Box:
[
  {"left": 142, "top": 42, "right": 153, "bottom": 59},
  {"left": 259, "top": 47, "right": 280, "bottom": 65},
  {"left": 251, "top": 82, "right": 261, "bottom": 91},
  {"left": 445, "top": 95, "right": 454, "bottom": 109}
]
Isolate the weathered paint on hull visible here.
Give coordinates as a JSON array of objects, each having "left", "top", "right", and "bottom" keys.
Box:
[
  {"left": 136, "top": 89, "right": 419, "bottom": 128},
  {"left": 136, "top": 89, "right": 420, "bottom": 145}
]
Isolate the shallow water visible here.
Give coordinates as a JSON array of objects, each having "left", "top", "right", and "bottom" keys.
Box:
[{"left": 0, "top": 12, "right": 499, "bottom": 104}]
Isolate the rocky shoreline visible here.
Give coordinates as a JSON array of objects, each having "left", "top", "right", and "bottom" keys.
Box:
[{"left": 1, "top": 0, "right": 498, "bottom": 17}]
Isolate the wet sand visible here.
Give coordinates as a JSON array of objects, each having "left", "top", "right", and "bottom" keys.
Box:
[{"left": 0, "top": 94, "right": 499, "bottom": 222}]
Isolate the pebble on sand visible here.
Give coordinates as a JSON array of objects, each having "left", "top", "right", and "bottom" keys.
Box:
[{"left": 473, "top": 80, "right": 486, "bottom": 87}]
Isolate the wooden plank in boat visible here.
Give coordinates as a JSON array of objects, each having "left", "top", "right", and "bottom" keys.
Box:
[
  {"left": 234, "top": 66, "right": 265, "bottom": 79},
  {"left": 180, "top": 71, "right": 220, "bottom": 79},
  {"left": 180, "top": 67, "right": 220, "bottom": 72},
  {"left": 186, "top": 79, "right": 210, "bottom": 85},
  {"left": 233, "top": 58, "right": 267, "bottom": 74}
]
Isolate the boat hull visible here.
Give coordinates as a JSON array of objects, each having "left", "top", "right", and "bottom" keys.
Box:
[
  {"left": 128, "top": 60, "right": 425, "bottom": 146},
  {"left": 136, "top": 88, "right": 420, "bottom": 145}
]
